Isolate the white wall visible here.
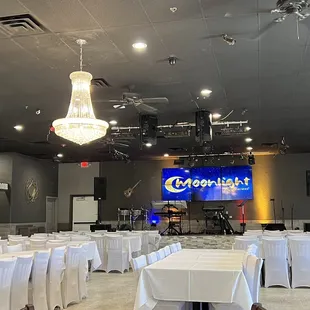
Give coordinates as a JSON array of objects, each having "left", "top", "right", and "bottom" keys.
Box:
[{"left": 57, "top": 162, "right": 99, "bottom": 225}]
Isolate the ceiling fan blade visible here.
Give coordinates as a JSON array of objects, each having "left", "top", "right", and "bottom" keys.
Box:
[
  {"left": 141, "top": 97, "right": 169, "bottom": 105},
  {"left": 135, "top": 103, "right": 158, "bottom": 114},
  {"left": 253, "top": 19, "right": 279, "bottom": 40}
]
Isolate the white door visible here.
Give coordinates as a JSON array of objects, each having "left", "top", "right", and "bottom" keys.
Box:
[
  {"left": 46, "top": 196, "right": 58, "bottom": 233},
  {"left": 72, "top": 196, "right": 98, "bottom": 231}
]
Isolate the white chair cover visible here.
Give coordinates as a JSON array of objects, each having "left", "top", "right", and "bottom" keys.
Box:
[
  {"left": 0, "top": 239, "right": 8, "bottom": 253},
  {"left": 148, "top": 234, "right": 161, "bottom": 253},
  {"left": 156, "top": 249, "right": 166, "bottom": 261},
  {"left": 30, "top": 239, "right": 47, "bottom": 250},
  {"left": 154, "top": 301, "right": 186, "bottom": 310},
  {"left": 147, "top": 252, "right": 158, "bottom": 265},
  {"left": 233, "top": 237, "right": 259, "bottom": 251},
  {"left": 30, "top": 251, "right": 50, "bottom": 310},
  {"left": 47, "top": 246, "right": 66, "bottom": 310},
  {"left": 0, "top": 258, "right": 16, "bottom": 310},
  {"left": 131, "top": 255, "right": 147, "bottom": 278},
  {"left": 263, "top": 238, "right": 290, "bottom": 288},
  {"left": 289, "top": 238, "right": 310, "bottom": 288},
  {"left": 10, "top": 255, "right": 33, "bottom": 310},
  {"left": 55, "top": 235, "right": 71, "bottom": 241},
  {"left": 62, "top": 246, "right": 82, "bottom": 308},
  {"left": 7, "top": 244, "right": 23, "bottom": 253},
  {"left": 141, "top": 232, "right": 150, "bottom": 255},
  {"left": 89, "top": 235, "right": 105, "bottom": 271},
  {"left": 169, "top": 244, "right": 178, "bottom": 254},
  {"left": 164, "top": 246, "right": 171, "bottom": 256},
  {"left": 71, "top": 235, "right": 91, "bottom": 241},
  {"left": 46, "top": 240, "right": 67, "bottom": 249},
  {"left": 9, "top": 238, "right": 27, "bottom": 251},
  {"left": 78, "top": 243, "right": 88, "bottom": 300},
  {"left": 33, "top": 233, "right": 48, "bottom": 238},
  {"left": 106, "top": 236, "right": 129, "bottom": 274},
  {"left": 175, "top": 242, "right": 182, "bottom": 251}
]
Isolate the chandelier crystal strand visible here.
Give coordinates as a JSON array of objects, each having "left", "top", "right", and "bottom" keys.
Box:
[{"left": 52, "top": 39, "right": 109, "bottom": 145}]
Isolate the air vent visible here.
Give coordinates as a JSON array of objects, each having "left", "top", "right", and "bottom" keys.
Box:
[
  {"left": 0, "top": 14, "right": 48, "bottom": 37},
  {"left": 91, "top": 78, "right": 111, "bottom": 88}
]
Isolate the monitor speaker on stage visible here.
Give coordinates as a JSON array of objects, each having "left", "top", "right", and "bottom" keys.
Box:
[{"left": 94, "top": 177, "right": 107, "bottom": 200}]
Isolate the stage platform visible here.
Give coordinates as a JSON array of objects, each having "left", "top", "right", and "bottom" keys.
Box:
[{"left": 159, "top": 235, "right": 235, "bottom": 249}]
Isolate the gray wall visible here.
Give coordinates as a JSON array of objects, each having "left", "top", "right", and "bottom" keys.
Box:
[
  {"left": 0, "top": 154, "right": 13, "bottom": 223},
  {"left": 10, "top": 154, "right": 58, "bottom": 223},
  {"left": 58, "top": 162, "right": 99, "bottom": 229},
  {"left": 56, "top": 154, "right": 310, "bottom": 227}
]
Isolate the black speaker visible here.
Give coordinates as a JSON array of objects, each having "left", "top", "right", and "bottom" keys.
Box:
[
  {"left": 195, "top": 110, "right": 212, "bottom": 145},
  {"left": 139, "top": 114, "right": 158, "bottom": 146},
  {"left": 94, "top": 177, "right": 107, "bottom": 200}
]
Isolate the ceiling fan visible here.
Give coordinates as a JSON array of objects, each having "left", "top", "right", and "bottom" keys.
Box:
[
  {"left": 256, "top": 0, "right": 310, "bottom": 38},
  {"left": 97, "top": 92, "right": 169, "bottom": 114}
]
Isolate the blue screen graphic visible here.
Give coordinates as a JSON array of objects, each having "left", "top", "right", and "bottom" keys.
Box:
[
  {"left": 162, "top": 166, "right": 253, "bottom": 201},
  {"left": 161, "top": 168, "right": 192, "bottom": 201}
]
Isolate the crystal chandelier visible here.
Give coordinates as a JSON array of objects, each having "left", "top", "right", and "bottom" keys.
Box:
[{"left": 52, "top": 39, "right": 109, "bottom": 145}]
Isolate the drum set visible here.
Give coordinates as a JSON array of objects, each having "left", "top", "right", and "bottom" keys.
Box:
[{"left": 117, "top": 207, "right": 149, "bottom": 230}]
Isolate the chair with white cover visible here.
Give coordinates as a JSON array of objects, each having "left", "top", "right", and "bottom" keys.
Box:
[
  {"left": 7, "top": 244, "right": 23, "bottom": 253},
  {"left": 106, "top": 236, "right": 129, "bottom": 273},
  {"left": 262, "top": 238, "right": 290, "bottom": 288},
  {"left": 0, "top": 239, "right": 8, "bottom": 253},
  {"left": 175, "top": 242, "right": 182, "bottom": 251},
  {"left": 62, "top": 246, "right": 82, "bottom": 308},
  {"left": 0, "top": 258, "right": 17, "bottom": 310},
  {"left": 233, "top": 237, "right": 259, "bottom": 251},
  {"left": 156, "top": 248, "right": 166, "bottom": 261},
  {"left": 131, "top": 255, "right": 147, "bottom": 278},
  {"left": 9, "top": 238, "right": 27, "bottom": 251},
  {"left": 147, "top": 252, "right": 158, "bottom": 265},
  {"left": 78, "top": 243, "right": 88, "bottom": 300},
  {"left": 30, "top": 251, "right": 50, "bottom": 310},
  {"left": 141, "top": 232, "right": 150, "bottom": 255},
  {"left": 71, "top": 235, "right": 91, "bottom": 242},
  {"left": 47, "top": 246, "right": 66, "bottom": 310},
  {"left": 10, "top": 255, "right": 33, "bottom": 310},
  {"left": 55, "top": 235, "right": 71, "bottom": 241},
  {"left": 89, "top": 234, "right": 105, "bottom": 271},
  {"left": 212, "top": 255, "right": 263, "bottom": 310},
  {"left": 30, "top": 238, "right": 47, "bottom": 250},
  {"left": 46, "top": 240, "right": 67, "bottom": 249},
  {"left": 164, "top": 246, "right": 171, "bottom": 256},
  {"left": 33, "top": 233, "right": 48, "bottom": 238},
  {"left": 289, "top": 238, "right": 310, "bottom": 288},
  {"left": 169, "top": 244, "right": 178, "bottom": 254},
  {"left": 148, "top": 234, "right": 161, "bottom": 253}
]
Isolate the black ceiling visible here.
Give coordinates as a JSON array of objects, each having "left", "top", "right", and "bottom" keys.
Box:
[{"left": 0, "top": 0, "right": 309, "bottom": 162}]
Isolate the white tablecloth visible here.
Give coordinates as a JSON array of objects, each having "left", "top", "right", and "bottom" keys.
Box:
[{"left": 134, "top": 249, "right": 252, "bottom": 310}]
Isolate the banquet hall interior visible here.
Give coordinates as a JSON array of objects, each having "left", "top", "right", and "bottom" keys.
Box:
[{"left": 2, "top": 0, "right": 310, "bottom": 310}]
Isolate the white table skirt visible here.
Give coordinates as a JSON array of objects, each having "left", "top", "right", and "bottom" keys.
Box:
[{"left": 134, "top": 249, "right": 252, "bottom": 310}]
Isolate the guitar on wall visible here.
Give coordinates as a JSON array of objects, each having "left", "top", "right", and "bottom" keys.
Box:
[{"left": 124, "top": 180, "right": 142, "bottom": 198}]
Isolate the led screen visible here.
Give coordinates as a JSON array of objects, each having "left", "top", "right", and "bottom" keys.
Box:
[{"left": 161, "top": 166, "right": 253, "bottom": 201}]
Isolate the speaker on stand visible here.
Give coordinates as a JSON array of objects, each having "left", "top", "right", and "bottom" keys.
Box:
[{"left": 94, "top": 177, "right": 107, "bottom": 223}]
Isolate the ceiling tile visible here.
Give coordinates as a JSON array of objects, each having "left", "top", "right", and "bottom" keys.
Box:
[
  {"left": 81, "top": 0, "right": 149, "bottom": 28},
  {"left": 140, "top": 0, "right": 202, "bottom": 23},
  {"left": 201, "top": 0, "right": 257, "bottom": 17},
  {"left": 19, "top": 0, "right": 99, "bottom": 32}
]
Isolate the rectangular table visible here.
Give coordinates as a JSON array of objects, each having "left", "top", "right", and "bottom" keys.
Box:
[{"left": 134, "top": 249, "right": 252, "bottom": 310}]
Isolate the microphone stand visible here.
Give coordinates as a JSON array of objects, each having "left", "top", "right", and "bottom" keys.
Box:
[
  {"left": 270, "top": 198, "right": 276, "bottom": 223},
  {"left": 238, "top": 201, "right": 247, "bottom": 234}
]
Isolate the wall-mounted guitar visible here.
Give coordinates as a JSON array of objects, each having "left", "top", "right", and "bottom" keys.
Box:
[{"left": 124, "top": 180, "right": 142, "bottom": 198}]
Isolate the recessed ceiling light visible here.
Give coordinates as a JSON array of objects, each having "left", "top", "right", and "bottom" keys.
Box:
[
  {"left": 164, "top": 153, "right": 169, "bottom": 157},
  {"left": 132, "top": 42, "right": 147, "bottom": 50},
  {"left": 245, "top": 138, "right": 253, "bottom": 143},
  {"left": 109, "top": 120, "right": 117, "bottom": 125},
  {"left": 246, "top": 146, "right": 253, "bottom": 151},
  {"left": 14, "top": 125, "right": 24, "bottom": 131},
  {"left": 200, "top": 89, "right": 212, "bottom": 97},
  {"left": 212, "top": 113, "right": 221, "bottom": 119},
  {"left": 57, "top": 153, "right": 64, "bottom": 158},
  {"left": 245, "top": 126, "right": 251, "bottom": 131},
  {"left": 145, "top": 142, "right": 152, "bottom": 147}
]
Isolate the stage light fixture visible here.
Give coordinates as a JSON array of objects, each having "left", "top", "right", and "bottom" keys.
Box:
[
  {"left": 188, "top": 156, "right": 195, "bottom": 167},
  {"left": 230, "top": 157, "right": 235, "bottom": 165}
]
